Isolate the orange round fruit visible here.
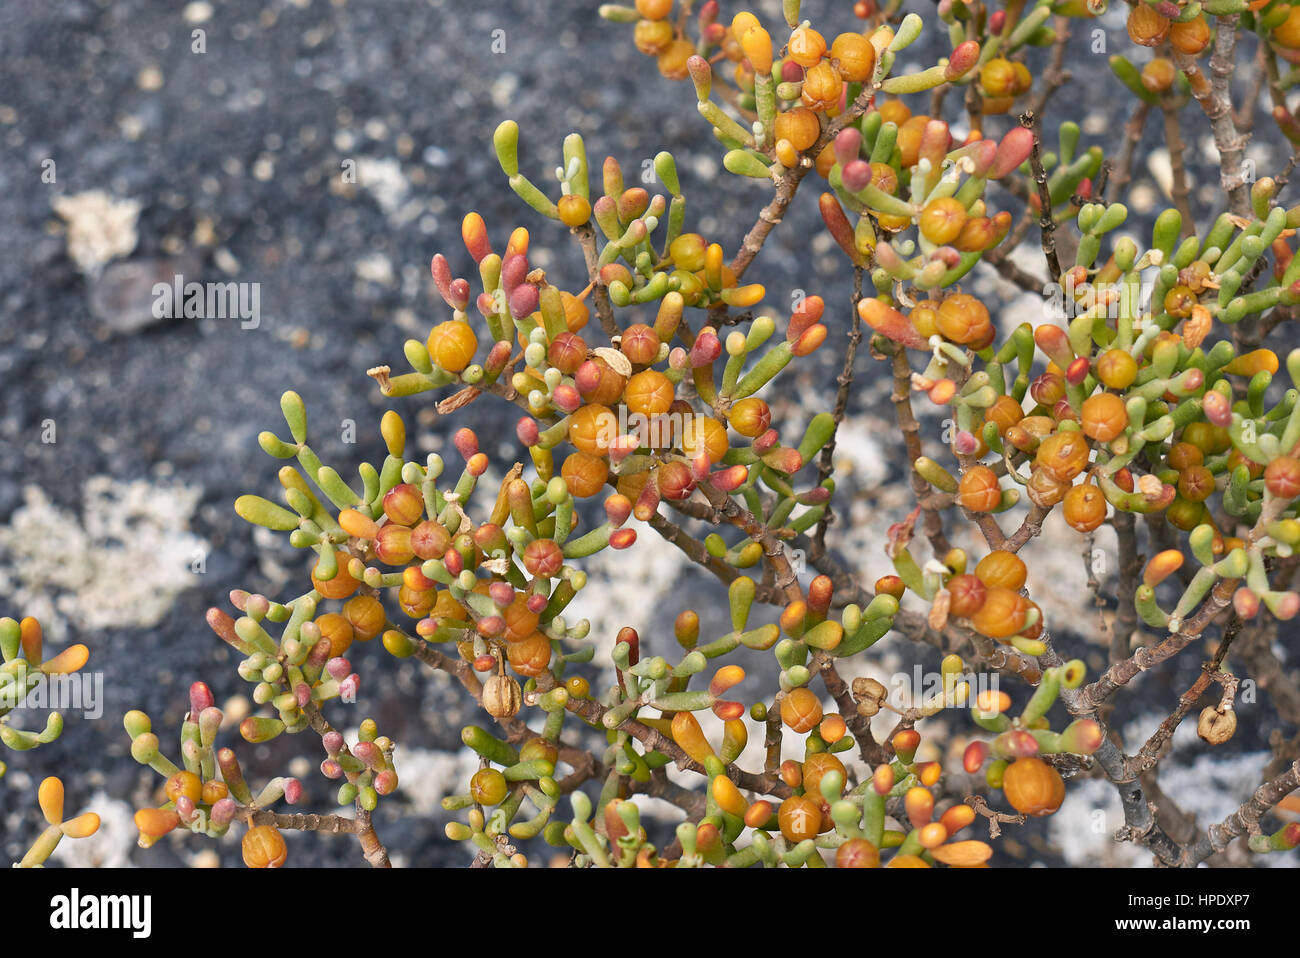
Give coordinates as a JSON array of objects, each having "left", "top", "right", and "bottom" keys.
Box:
[
  {"left": 1002, "top": 757, "right": 1065, "bottom": 816},
  {"left": 919, "top": 197, "right": 968, "bottom": 245},
  {"left": 780, "top": 687, "right": 823, "bottom": 733},
  {"left": 312, "top": 550, "right": 360, "bottom": 600},
  {"left": 562, "top": 450, "right": 609, "bottom": 498},
  {"left": 1062, "top": 483, "right": 1107, "bottom": 532},
  {"left": 969, "top": 587, "right": 1028, "bottom": 639},
  {"left": 242, "top": 825, "right": 288, "bottom": 868},
  {"left": 1035, "top": 430, "right": 1091, "bottom": 483},
  {"left": 568, "top": 404, "right": 615, "bottom": 456},
  {"left": 974, "top": 550, "right": 1027, "bottom": 591},
  {"left": 958, "top": 466, "right": 1002, "bottom": 512},
  {"left": 426, "top": 320, "right": 478, "bottom": 373},
  {"left": 1081, "top": 393, "right": 1129, "bottom": 443},
  {"left": 778, "top": 795, "right": 823, "bottom": 842},
  {"left": 506, "top": 631, "right": 551, "bottom": 677},
  {"left": 936, "top": 294, "right": 992, "bottom": 345},
  {"left": 773, "top": 107, "right": 821, "bottom": 152},
  {"left": 624, "top": 370, "right": 675, "bottom": 418},
  {"left": 830, "top": 32, "right": 876, "bottom": 82}
]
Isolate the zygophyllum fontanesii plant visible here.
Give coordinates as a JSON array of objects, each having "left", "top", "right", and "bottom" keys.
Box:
[
  {"left": 14, "top": 0, "right": 1300, "bottom": 868},
  {"left": 3, "top": 617, "right": 102, "bottom": 866}
]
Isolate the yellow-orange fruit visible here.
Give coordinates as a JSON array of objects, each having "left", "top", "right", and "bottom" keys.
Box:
[
  {"left": 1063, "top": 482, "right": 1107, "bottom": 532},
  {"left": 343, "top": 595, "right": 386, "bottom": 641},
  {"left": 562, "top": 450, "right": 609, "bottom": 498},
  {"left": 242, "top": 825, "right": 288, "bottom": 868},
  {"left": 680, "top": 415, "right": 729, "bottom": 463},
  {"left": 1035, "top": 430, "right": 1091, "bottom": 483},
  {"left": 773, "top": 108, "right": 822, "bottom": 152},
  {"left": 974, "top": 550, "right": 1027, "bottom": 591},
  {"left": 1002, "top": 757, "right": 1065, "bottom": 816},
  {"left": 426, "top": 320, "right": 478, "bottom": 373},
  {"left": 802, "top": 751, "right": 846, "bottom": 801},
  {"left": 657, "top": 38, "right": 695, "bottom": 78},
  {"left": 624, "top": 370, "right": 675, "bottom": 418},
  {"left": 918, "top": 197, "right": 968, "bottom": 245},
  {"left": 311, "top": 550, "right": 360, "bottom": 600},
  {"left": 315, "top": 613, "right": 355, "bottom": 658},
  {"left": 778, "top": 795, "right": 823, "bottom": 841},
  {"left": 506, "top": 631, "right": 552, "bottom": 677},
  {"left": 958, "top": 466, "right": 1002, "bottom": 512},
  {"left": 780, "top": 687, "right": 823, "bottom": 733},
  {"left": 935, "top": 293, "right": 992, "bottom": 345},
  {"left": 569, "top": 404, "right": 615, "bottom": 456},
  {"left": 1081, "top": 393, "right": 1129, "bottom": 443},
  {"left": 164, "top": 771, "right": 202, "bottom": 805},
  {"left": 969, "top": 587, "right": 1028, "bottom": 639},
  {"left": 830, "top": 32, "right": 875, "bottom": 82}
]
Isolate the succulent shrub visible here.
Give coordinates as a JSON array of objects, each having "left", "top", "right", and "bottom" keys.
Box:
[{"left": 12, "top": 0, "right": 1300, "bottom": 868}]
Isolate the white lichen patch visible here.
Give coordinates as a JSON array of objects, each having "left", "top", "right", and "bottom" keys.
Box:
[
  {"left": 1048, "top": 750, "right": 1296, "bottom": 868},
  {"left": 354, "top": 157, "right": 409, "bottom": 217},
  {"left": 51, "top": 191, "right": 141, "bottom": 273},
  {"left": 0, "top": 477, "right": 207, "bottom": 641},
  {"left": 386, "top": 744, "right": 484, "bottom": 817},
  {"left": 568, "top": 521, "right": 693, "bottom": 666},
  {"left": 49, "top": 793, "right": 138, "bottom": 868}
]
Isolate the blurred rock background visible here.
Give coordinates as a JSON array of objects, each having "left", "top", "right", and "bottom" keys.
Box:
[{"left": 0, "top": 0, "right": 1295, "bottom": 866}]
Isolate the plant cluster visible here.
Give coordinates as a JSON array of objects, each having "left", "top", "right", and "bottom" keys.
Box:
[{"left": 9, "top": 0, "right": 1300, "bottom": 868}]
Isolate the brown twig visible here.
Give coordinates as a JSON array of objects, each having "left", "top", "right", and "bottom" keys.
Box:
[
  {"left": 812, "top": 266, "right": 865, "bottom": 557},
  {"left": 1020, "top": 109, "right": 1061, "bottom": 282}
]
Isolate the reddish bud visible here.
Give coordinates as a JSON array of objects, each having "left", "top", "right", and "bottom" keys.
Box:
[
  {"left": 709, "top": 464, "right": 749, "bottom": 492},
  {"left": 462, "top": 212, "right": 492, "bottom": 263},
  {"left": 990, "top": 127, "right": 1034, "bottom": 180},
  {"left": 963, "top": 740, "right": 989, "bottom": 774},
  {"left": 953, "top": 429, "right": 979, "bottom": 456},
  {"left": 1233, "top": 587, "right": 1260, "bottom": 619},
  {"left": 516, "top": 417, "right": 540, "bottom": 447},
  {"left": 833, "top": 128, "right": 862, "bottom": 169},
  {"left": 946, "top": 40, "right": 980, "bottom": 79},
  {"left": 501, "top": 253, "right": 529, "bottom": 295},
  {"left": 552, "top": 384, "right": 582, "bottom": 413},
  {"left": 841, "top": 159, "right": 872, "bottom": 193},
  {"left": 430, "top": 254, "right": 455, "bottom": 305},
  {"left": 605, "top": 494, "right": 633, "bottom": 527},
  {"left": 689, "top": 331, "right": 722, "bottom": 367},
  {"left": 189, "top": 682, "right": 215, "bottom": 720},
  {"left": 1202, "top": 390, "right": 1232, "bottom": 427},
  {"left": 753, "top": 429, "right": 780, "bottom": 455}
]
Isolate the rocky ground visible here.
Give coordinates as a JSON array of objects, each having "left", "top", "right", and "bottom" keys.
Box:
[{"left": 0, "top": 0, "right": 1295, "bottom": 867}]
